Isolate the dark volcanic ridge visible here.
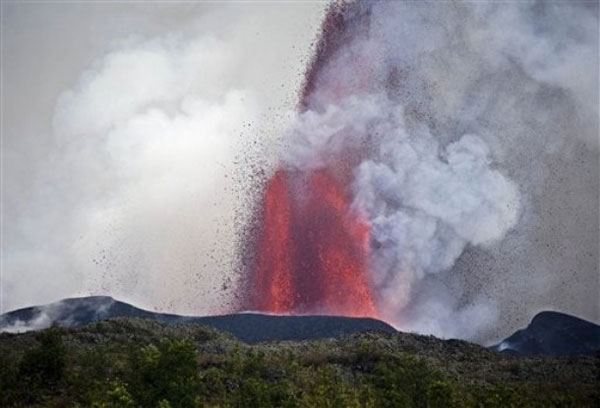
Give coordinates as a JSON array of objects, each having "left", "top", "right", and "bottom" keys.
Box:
[
  {"left": 491, "top": 310, "right": 600, "bottom": 357},
  {"left": 1, "top": 296, "right": 599, "bottom": 356},
  {"left": 0, "top": 296, "right": 394, "bottom": 344}
]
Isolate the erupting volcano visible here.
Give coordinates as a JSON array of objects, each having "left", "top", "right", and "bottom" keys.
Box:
[{"left": 249, "top": 168, "right": 378, "bottom": 318}]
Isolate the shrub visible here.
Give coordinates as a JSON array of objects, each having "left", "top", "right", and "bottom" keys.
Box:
[
  {"left": 0, "top": 351, "right": 20, "bottom": 406},
  {"left": 128, "top": 338, "right": 198, "bottom": 408},
  {"left": 91, "top": 382, "right": 136, "bottom": 408},
  {"left": 15, "top": 326, "right": 67, "bottom": 404},
  {"left": 18, "top": 326, "right": 66, "bottom": 384},
  {"left": 426, "top": 380, "right": 456, "bottom": 408}
]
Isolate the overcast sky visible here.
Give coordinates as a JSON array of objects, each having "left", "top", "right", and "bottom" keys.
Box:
[{"left": 1, "top": 1, "right": 327, "bottom": 314}]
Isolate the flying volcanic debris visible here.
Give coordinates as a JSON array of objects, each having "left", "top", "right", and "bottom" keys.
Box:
[{"left": 242, "top": 0, "right": 598, "bottom": 342}]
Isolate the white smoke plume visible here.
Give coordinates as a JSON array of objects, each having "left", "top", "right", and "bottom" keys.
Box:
[
  {"left": 282, "top": 0, "right": 598, "bottom": 341},
  {"left": 2, "top": 3, "right": 326, "bottom": 315}
]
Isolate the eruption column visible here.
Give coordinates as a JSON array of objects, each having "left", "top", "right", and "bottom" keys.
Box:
[{"left": 250, "top": 168, "right": 378, "bottom": 318}]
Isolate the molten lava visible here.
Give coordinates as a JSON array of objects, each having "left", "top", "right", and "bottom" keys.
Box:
[
  {"left": 244, "top": 0, "right": 379, "bottom": 318},
  {"left": 250, "top": 168, "right": 378, "bottom": 318}
]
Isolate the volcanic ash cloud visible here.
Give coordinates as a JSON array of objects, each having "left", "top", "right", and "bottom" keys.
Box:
[
  {"left": 282, "top": 93, "right": 520, "bottom": 335},
  {"left": 273, "top": 0, "right": 598, "bottom": 340}
]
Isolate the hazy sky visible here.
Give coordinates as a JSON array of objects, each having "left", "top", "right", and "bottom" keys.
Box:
[{"left": 1, "top": 1, "right": 327, "bottom": 315}]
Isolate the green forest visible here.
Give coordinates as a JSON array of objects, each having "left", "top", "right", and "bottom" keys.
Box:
[{"left": 1, "top": 318, "right": 598, "bottom": 407}]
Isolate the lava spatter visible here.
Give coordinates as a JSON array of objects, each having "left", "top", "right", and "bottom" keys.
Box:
[{"left": 249, "top": 168, "right": 377, "bottom": 318}]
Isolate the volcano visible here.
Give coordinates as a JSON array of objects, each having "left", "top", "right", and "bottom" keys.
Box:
[{"left": 249, "top": 168, "right": 377, "bottom": 318}]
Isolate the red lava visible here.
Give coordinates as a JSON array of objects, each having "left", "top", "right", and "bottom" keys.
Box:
[{"left": 249, "top": 168, "right": 378, "bottom": 318}]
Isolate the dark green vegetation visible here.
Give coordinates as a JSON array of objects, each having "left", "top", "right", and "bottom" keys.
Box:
[{"left": 1, "top": 318, "right": 598, "bottom": 407}]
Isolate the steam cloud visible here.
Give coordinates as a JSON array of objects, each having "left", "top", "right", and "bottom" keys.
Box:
[
  {"left": 2, "top": 4, "right": 325, "bottom": 315},
  {"left": 281, "top": 0, "right": 598, "bottom": 341}
]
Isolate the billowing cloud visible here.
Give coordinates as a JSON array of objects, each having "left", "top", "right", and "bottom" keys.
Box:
[
  {"left": 282, "top": 0, "right": 598, "bottom": 342},
  {"left": 2, "top": 3, "right": 326, "bottom": 315}
]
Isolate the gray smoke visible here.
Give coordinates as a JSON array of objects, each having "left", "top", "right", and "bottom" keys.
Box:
[{"left": 283, "top": 0, "right": 598, "bottom": 342}]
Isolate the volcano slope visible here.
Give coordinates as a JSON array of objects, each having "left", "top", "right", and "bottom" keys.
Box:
[{"left": 1, "top": 318, "right": 597, "bottom": 407}]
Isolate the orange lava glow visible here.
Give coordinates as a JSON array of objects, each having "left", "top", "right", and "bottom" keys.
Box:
[{"left": 249, "top": 168, "right": 378, "bottom": 318}]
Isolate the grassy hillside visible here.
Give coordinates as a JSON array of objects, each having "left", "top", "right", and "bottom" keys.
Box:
[{"left": 1, "top": 318, "right": 598, "bottom": 407}]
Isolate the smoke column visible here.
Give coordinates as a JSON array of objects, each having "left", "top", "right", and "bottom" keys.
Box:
[{"left": 246, "top": 0, "right": 599, "bottom": 342}]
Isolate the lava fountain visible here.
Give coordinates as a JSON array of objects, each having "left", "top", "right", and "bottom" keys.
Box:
[
  {"left": 249, "top": 167, "right": 378, "bottom": 318},
  {"left": 245, "top": 2, "right": 379, "bottom": 318}
]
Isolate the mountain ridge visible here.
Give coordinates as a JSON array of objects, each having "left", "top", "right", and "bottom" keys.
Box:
[
  {"left": 492, "top": 310, "right": 600, "bottom": 356},
  {"left": 0, "top": 296, "right": 396, "bottom": 343},
  {"left": 2, "top": 296, "right": 599, "bottom": 355}
]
